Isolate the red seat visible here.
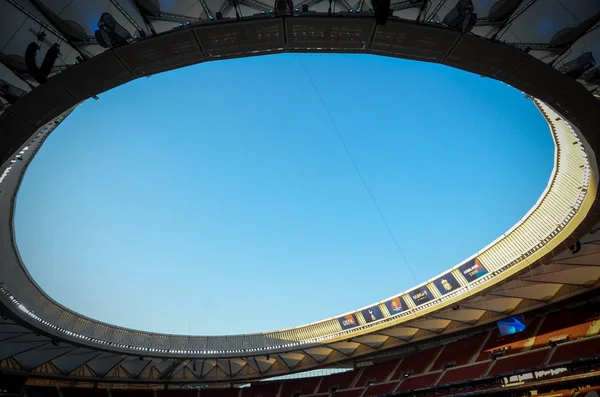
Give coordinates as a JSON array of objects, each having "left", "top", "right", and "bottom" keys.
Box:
[
  {"left": 330, "top": 389, "right": 364, "bottom": 397},
  {"left": 396, "top": 373, "right": 441, "bottom": 392},
  {"left": 391, "top": 347, "right": 443, "bottom": 379},
  {"left": 487, "top": 348, "right": 551, "bottom": 376},
  {"left": 63, "top": 388, "right": 109, "bottom": 397},
  {"left": 534, "top": 307, "right": 599, "bottom": 347},
  {"left": 362, "top": 382, "right": 400, "bottom": 397},
  {"left": 279, "top": 377, "right": 320, "bottom": 397},
  {"left": 158, "top": 390, "right": 200, "bottom": 397},
  {"left": 318, "top": 370, "right": 360, "bottom": 393},
  {"left": 550, "top": 337, "right": 600, "bottom": 364},
  {"left": 355, "top": 360, "right": 400, "bottom": 387},
  {"left": 437, "top": 362, "right": 490, "bottom": 385},
  {"left": 477, "top": 318, "right": 542, "bottom": 361},
  {"left": 25, "top": 387, "right": 61, "bottom": 397},
  {"left": 241, "top": 382, "right": 280, "bottom": 397},
  {"left": 200, "top": 388, "right": 240, "bottom": 397},
  {"left": 431, "top": 333, "right": 488, "bottom": 370}
]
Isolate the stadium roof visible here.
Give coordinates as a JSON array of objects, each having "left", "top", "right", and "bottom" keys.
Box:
[{"left": 0, "top": 0, "right": 599, "bottom": 383}]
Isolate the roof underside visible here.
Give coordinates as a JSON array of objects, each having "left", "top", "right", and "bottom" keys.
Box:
[
  {"left": 1, "top": 0, "right": 599, "bottom": 107},
  {"left": 0, "top": 0, "right": 600, "bottom": 383},
  {"left": 1, "top": 232, "right": 598, "bottom": 382}
]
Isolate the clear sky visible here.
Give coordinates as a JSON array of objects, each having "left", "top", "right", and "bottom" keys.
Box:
[{"left": 14, "top": 53, "right": 553, "bottom": 336}]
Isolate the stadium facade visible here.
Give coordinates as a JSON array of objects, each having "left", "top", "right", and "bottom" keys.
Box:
[{"left": 0, "top": 0, "right": 599, "bottom": 389}]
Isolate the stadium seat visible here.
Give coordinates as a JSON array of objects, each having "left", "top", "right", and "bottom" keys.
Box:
[
  {"left": 330, "top": 389, "right": 364, "bottom": 397},
  {"left": 241, "top": 382, "right": 281, "bottom": 397},
  {"left": 25, "top": 386, "right": 60, "bottom": 397},
  {"left": 549, "top": 336, "right": 600, "bottom": 364},
  {"left": 279, "top": 377, "right": 321, "bottom": 397},
  {"left": 112, "top": 390, "right": 154, "bottom": 397},
  {"left": 534, "top": 307, "right": 600, "bottom": 347},
  {"left": 477, "top": 318, "right": 542, "bottom": 361},
  {"left": 200, "top": 388, "right": 240, "bottom": 397},
  {"left": 355, "top": 360, "right": 400, "bottom": 386},
  {"left": 63, "top": 388, "right": 110, "bottom": 397},
  {"left": 487, "top": 347, "right": 551, "bottom": 376},
  {"left": 431, "top": 333, "right": 488, "bottom": 370},
  {"left": 317, "top": 370, "right": 359, "bottom": 393},
  {"left": 436, "top": 362, "right": 491, "bottom": 385},
  {"left": 391, "top": 347, "right": 443, "bottom": 378},
  {"left": 395, "top": 373, "right": 441, "bottom": 392},
  {"left": 362, "top": 382, "right": 400, "bottom": 397}
]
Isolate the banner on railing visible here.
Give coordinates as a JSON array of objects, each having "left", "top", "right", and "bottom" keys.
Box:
[
  {"left": 384, "top": 296, "right": 407, "bottom": 315},
  {"left": 502, "top": 367, "right": 569, "bottom": 386},
  {"left": 459, "top": 257, "right": 488, "bottom": 282},
  {"left": 408, "top": 285, "right": 433, "bottom": 306},
  {"left": 361, "top": 305, "right": 384, "bottom": 323},
  {"left": 338, "top": 313, "right": 359, "bottom": 330},
  {"left": 433, "top": 272, "right": 460, "bottom": 295}
]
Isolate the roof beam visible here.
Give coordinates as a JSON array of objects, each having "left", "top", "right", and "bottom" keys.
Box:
[
  {"left": 16, "top": 0, "right": 91, "bottom": 60},
  {"left": 391, "top": 0, "right": 423, "bottom": 12},
  {"left": 148, "top": 12, "right": 200, "bottom": 23},
  {"left": 490, "top": 0, "right": 540, "bottom": 40},
  {"left": 242, "top": 0, "right": 273, "bottom": 11},
  {"left": 426, "top": 0, "right": 448, "bottom": 21},
  {"left": 109, "top": 0, "right": 147, "bottom": 36},
  {"left": 552, "top": 17, "right": 600, "bottom": 67},
  {"left": 128, "top": 0, "right": 157, "bottom": 35},
  {"left": 196, "top": 0, "right": 214, "bottom": 18},
  {"left": 416, "top": 0, "right": 430, "bottom": 22}
]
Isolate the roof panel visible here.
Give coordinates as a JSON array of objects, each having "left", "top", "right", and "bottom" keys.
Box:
[{"left": 500, "top": 0, "right": 579, "bottom": 44}]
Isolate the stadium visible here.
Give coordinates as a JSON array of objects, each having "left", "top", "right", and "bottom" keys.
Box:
[{"left": 1, "top": 0, "right": 600, "bottom": 396}]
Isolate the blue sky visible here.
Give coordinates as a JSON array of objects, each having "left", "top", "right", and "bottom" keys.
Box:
[{"left": 15, "top": 53, "right": 553, "bottom": 336}]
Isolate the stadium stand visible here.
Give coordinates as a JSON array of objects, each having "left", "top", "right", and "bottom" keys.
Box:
[
  {"left": 487, "top": 348, "right": 552, "bottom": 376},
  {"left": 574, "top": 386, "right": 600, "bottom": 397},
  {"left": 17, "top": 294, "right": 600, "bottom": 397},
  {"left": 549, "top": 337, "right": 600, "bottom": 364},
  {"left": 24, "top": 387, "right": 59, "bottom": 397},
  {"left": 391, "top": 347, "right": 443, "bottom": 378},
  {"left": 279, "top": 377, "right": 320, "bottom": 397},
  {"left": 329, "top": 389, "right": 363, "bottom": 397},
  {"left": 63, "top": 389, "right": 108, "bottom": 397},
  {"left": 362, "top": 382, "right": 400, "bottom": 397},
  {"left": 534, "top": 307, "right": 600, "bottom": 347},
  {"left": 355, "top": 360, "right": 399, "bottom": 386},
  {"left": 395, "top": 373, "right": 442, "bottom": 392},
  {"left": 199, "top": 389, "right": 240, "bottom": 397},
  {"left": 317, "top": 371, "right": 358, "bottom": 393},
  {"left": 477, "top": 318, "right": 543, "bottom": 361},
  {"left": 436, "top": 362, "right": 491, "bottom": 385},
  {"left": 431, "top": 333, "right": 488, "bottom": 370},
  {"left": 242, "top": 382, "right": 280, "bottom": 397}
]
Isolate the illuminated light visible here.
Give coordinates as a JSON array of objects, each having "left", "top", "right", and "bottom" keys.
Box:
[
  {"left": 209, "top": 15, "right": 214, "bottom": 19},
  {"left": 179, "top": 23, "right": 183, "bottom": 26},
  {"left": 429, "top": 19, "right": 433, "bottom": 22},
  {"left": 269, "top": 9, "right": 274, "bottom": 13},
  {"left": 134, "top": 35, "right": 139, "bottom": 39},
  {"left": 261, "top": 10, "right": 266, "bottom": 13},
  {"left": 349, "top": 8, "right": 353, "bottom": 12},
  {"left": 186, "top": 21, "right": 191, "bottom": 25},
  {"left": 295, "top": 7, "right": 299, "bottom": 11},
  {"left": 356, "top": 8, "right": 361, "bottom": 12}
]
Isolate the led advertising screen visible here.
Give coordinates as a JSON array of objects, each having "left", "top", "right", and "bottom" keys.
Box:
[
  {"left": 385, "top": 296, "right": 406, "bottom": 315},
  {"left": 433, "top": 273, "right": 460, "bottom": 295},
  {"left": 497, "top": 315, "right": 526, "bottom": 336},
  {"left": 338, "top": 313, "right": 359, "bottom": 330},
  {"left": 361, "top": 305, "right": 384, "bottom": 323},
  {"left": 409, "top": 285, "right": 433, "bottom": 306},
  {"left": 459, "top": 258, "right": 488, "bottom": 282}
]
